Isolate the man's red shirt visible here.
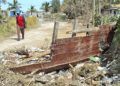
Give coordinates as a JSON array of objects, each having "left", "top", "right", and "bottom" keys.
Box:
[{"left": 16, "top": 15, "right": 25, "bottom": 28}]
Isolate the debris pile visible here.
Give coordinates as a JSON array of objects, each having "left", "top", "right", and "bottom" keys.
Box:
[
  {"left": 0, "top": 64, "right": 27, "bottom": 86},
  {"left": 0, "top": 51, "right": 120, "bottom": 86},
  {"left": 0, "top": 47, "right": 51, "bottom": 67},
  {"left": 15, "top": 62, "right": 118, "bottom": 86},
  {"left": 0, "top": 22, "right": 120, "bottom": 85}
]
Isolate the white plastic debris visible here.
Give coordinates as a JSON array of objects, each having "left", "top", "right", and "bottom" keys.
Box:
[
  {"left": 75, "top": 63, "right": 84, "bottom": 69},
  {"left": 28, "top": 47, "right": 45, "bottom": 52}
]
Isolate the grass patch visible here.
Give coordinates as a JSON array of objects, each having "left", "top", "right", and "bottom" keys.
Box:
[
  {"left": 0, "top": 17, "right": 16, "bottom": 40},
  {"left": 26, "top": 16, "right": 39, "bottom": 30},
  {"left": 0, "top": 16, "right": 39, "bottom": 40}
]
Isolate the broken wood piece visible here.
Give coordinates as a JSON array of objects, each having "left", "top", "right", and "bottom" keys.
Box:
[
  {"left": 20, "top": 50, "right": 50, "bottom": 65},
  {"left": 52, "top": 21, "right": 59, "bottom": 44},
  {"left": 67, "top": 29, "right": 97, "bottom": 34}
]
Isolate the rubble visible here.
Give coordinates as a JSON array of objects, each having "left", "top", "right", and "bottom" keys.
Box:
[
  {"left": 0, "top": 50, "right": 120, "bottom": 86},
  {"left": 1, "top": 47, "right": 119, "bottom": 86},
  {"left": 0, "top": 47, "right": 51, "bottom": 67},
  {"left": 21, "top": 62, "right": 118, "bottom": 86},
  {"left": 0, "top": 64, "right": 28, "bottom": 86},
  {"left": 0, "top": 23, "right": 119, "bottom": 86}
]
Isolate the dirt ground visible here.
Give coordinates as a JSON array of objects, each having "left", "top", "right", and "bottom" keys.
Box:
[
  {"left": 0, "top": 22, "right": 71, "bottom": 51},
  {"left": 0, "top": 21, "right": 97, "bottom": 52}
]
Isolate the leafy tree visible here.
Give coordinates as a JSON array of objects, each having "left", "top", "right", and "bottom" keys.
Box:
[
  {"left": 51, "top": 0, "right": 60, "bottom": 13},
  {"left": 62, "top": 0, "right": 92, "bottom": 19},
  {"left": 42, "top": 2, "right": 50, "bottom": 12}
]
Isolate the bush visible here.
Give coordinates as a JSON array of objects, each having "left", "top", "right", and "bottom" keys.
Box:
[
  {"left": 0, "top": 16, "right": 39, "bottom": 40},
  {"left": 26, "top": 16, "right": 39, "bottom": 29},
  {"left": 102, "top": 16, "right": 110, "bottom": 24},
  {"left": 110, "top": 16, "right": 119, "bottom": 22},
  {"left": 101, "top": 16, "right": 119, "bottom": 25},
  {"left": 94, "top": 15, "right": 101, "bottom": 27},
  {"left": 0, "top": 17, "right": 16, "bottom": 39},
  {"left": 113, "top": 16, "right": 120, "bottom": 45}
]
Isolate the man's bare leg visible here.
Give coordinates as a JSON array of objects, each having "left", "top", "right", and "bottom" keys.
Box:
[
  {"left": 17, "top": 27, "right": 20, "bottom": 41},
  {"left": 20, "top": 28, "right": 25, "bottom": 39}
]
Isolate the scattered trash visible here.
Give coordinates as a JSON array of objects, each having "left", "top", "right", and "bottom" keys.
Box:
[
  {"left": 89, "top": 56, "right": 101, "bottom": 62},
  {"left": 28, "top": 47, "right": 45, "bottom": 52}
]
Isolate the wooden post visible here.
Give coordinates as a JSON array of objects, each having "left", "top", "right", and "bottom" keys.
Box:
[
  {"left": 92, "top": 0, "right": 95, "bottom": 27},
  {"left": 52, "top": 21, "right": 59, "bottom": 44},
  {"left": 109, "top": 0, "right": 112, "bottom": 16},
  {"left": 98, "top": 0, "right": 101, "bottom": 16},
  {"left": 72, "top": 18, "right": 77, "bottom": 37}
]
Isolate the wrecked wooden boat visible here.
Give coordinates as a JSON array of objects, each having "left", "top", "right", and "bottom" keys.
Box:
[{"left": 10, "top": 24, "right": 115, "bottom": 74}]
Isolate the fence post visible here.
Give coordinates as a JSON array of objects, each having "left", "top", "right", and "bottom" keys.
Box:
[
  {"left": 52, "top": 21, "right": 59, "bottom": 44},
  {"left": 72, "top": 18, "right": 77, "bottom": 37}
]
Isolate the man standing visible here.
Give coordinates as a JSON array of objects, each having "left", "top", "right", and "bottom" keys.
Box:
[{"left": 16, "top": 12, "right": 26, "bottom": 41}]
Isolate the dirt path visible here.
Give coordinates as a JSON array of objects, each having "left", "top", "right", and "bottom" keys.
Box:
[
  {"left": 0, "top": 21, "right": 95, "bottom": 52},
  {"left": 0, "top": 22, "right": 56, "bottom": 51}
]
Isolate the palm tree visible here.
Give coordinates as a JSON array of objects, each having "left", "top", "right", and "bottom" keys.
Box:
[
  {"left": 42, "top": 2, "right": 50, "bottom": 12},
  {"left": 29, "top": 5, "right": 36, "bottom": 15},
  {"left": 8, "top": 0, "right": 21, "bottom": 10}
]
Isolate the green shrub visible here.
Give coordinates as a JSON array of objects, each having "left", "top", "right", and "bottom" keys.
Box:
[
  {"left": 102, "top": 16, "right": 110, "bottom": 24},
  {"left": 110, "top": 16, "right": 119, "bottom": 22},
  {"left": 113, "top": 16, "right": 120, "bottom": 45},
  {"left": 94, "top": 15, "right": 101, "bottom": 27}
]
